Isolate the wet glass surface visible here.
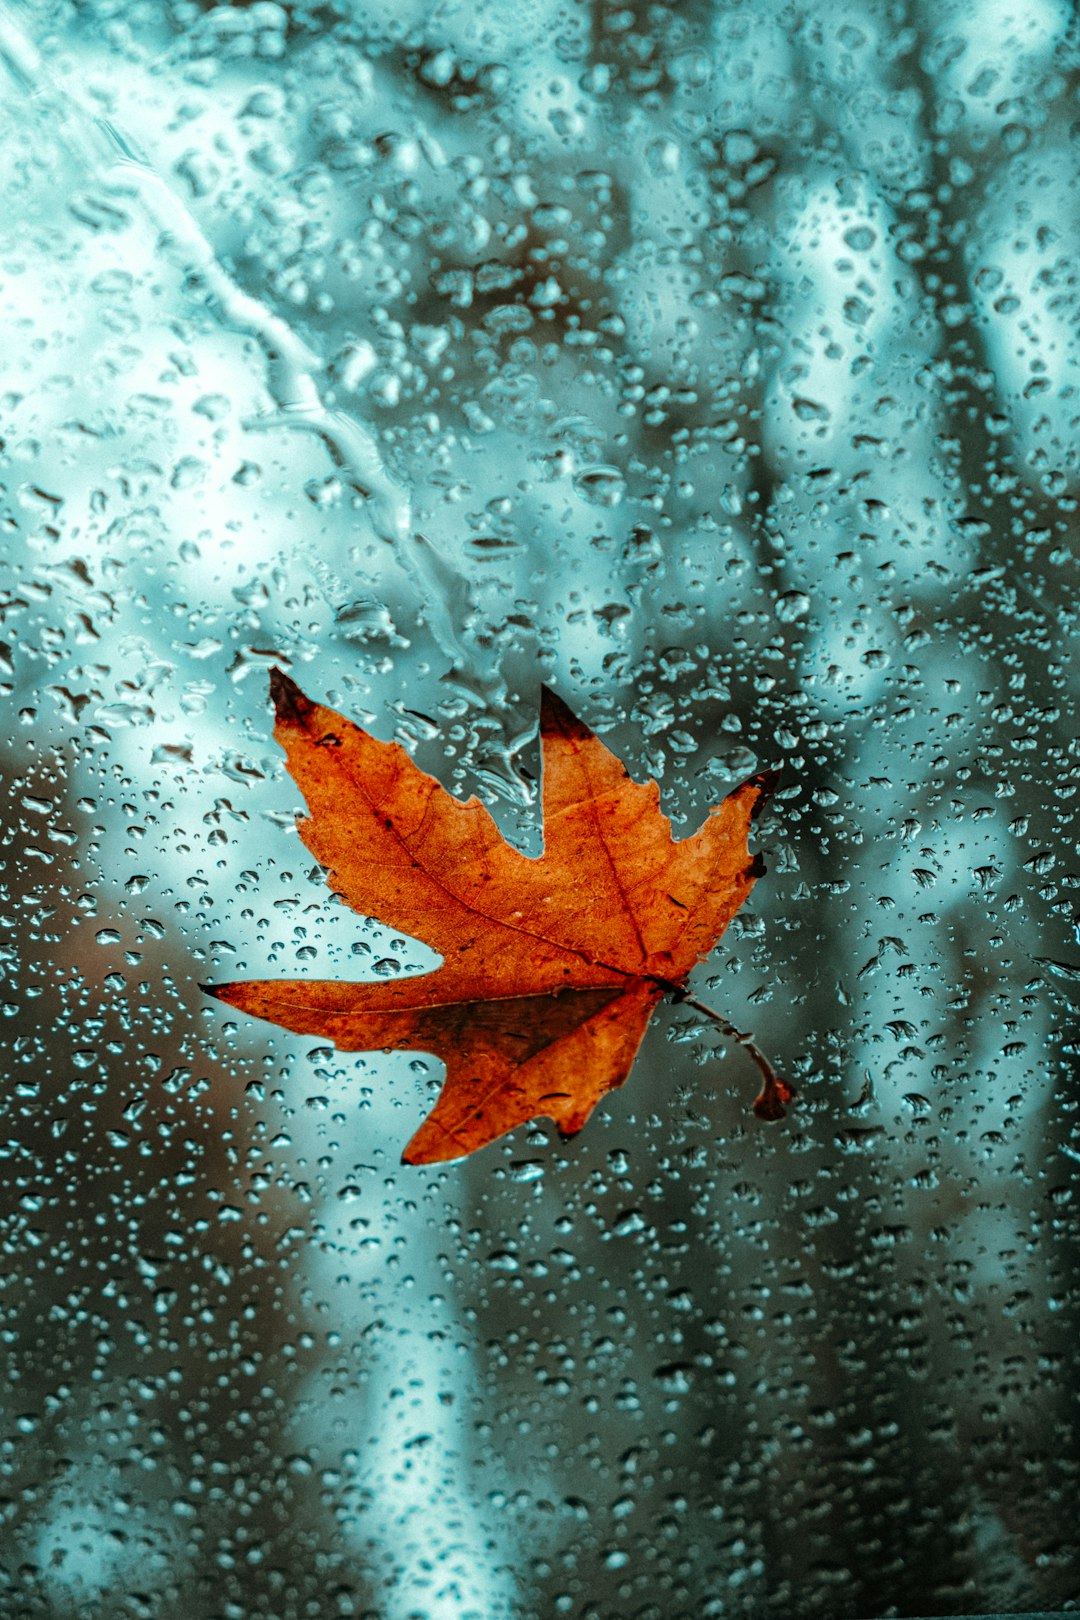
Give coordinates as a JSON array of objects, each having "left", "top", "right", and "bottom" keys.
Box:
[{"left": 0, "top": 3, "right": 1078, "bottom": 1615}]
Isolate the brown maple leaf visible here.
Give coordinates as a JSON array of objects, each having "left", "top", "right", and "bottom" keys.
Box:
[{"left": 205, "top": 672, "right": 791, "bottom": 1164}]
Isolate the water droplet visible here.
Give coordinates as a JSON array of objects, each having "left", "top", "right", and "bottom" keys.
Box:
[
  {"left": 776, "top": 590, "right": 810, "bottom": 622},
  {"left": 572, "top": 466, "right": 625, "bottom": 506}
]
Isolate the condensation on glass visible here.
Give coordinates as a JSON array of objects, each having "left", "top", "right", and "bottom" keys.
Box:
[{"left": 0, "top": 2, "right": 1077, "bottom": 1616}]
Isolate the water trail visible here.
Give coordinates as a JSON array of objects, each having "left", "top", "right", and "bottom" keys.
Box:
[
  {"left": 1, "top": 14, "right": 409, "bottom": 540},
  {"left": 0, "top": 10, "right": 527, "bottom": 798}
]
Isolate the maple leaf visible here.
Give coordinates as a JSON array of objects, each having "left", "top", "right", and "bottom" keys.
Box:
[{"left": 205, "top": 672, "right": 790, "bottom": 1164}]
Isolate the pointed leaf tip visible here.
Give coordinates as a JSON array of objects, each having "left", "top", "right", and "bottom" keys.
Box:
[
  {"left": 269, "top": 666, "right": 314, "bottom": 724},
  {"left": 748, "top": 768, "right": 781, "bottom": 820},
  {"left": 540, "top": 684, "right": 593, "bottom": 742}
]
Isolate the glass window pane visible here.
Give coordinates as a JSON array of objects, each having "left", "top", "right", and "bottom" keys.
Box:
[{"left": 1, "top": 4, "right": 1076, "bottom": 1616}]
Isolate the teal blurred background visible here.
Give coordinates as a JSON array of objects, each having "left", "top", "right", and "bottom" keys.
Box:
[{"left": 0, "top": 1, "right": 1078, "bottom": 1615}]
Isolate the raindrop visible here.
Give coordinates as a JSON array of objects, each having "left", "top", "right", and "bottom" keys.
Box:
[
  {"left": 776, "top": 590, "right": 811, "bottom": 623},
  {"left": 572, "top": 466, "right": 626, "bottom": 506}
]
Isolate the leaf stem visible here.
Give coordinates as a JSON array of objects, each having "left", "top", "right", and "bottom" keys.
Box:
[{"left": 678, "top": 995, "right": 796, "bottom": 1121}]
